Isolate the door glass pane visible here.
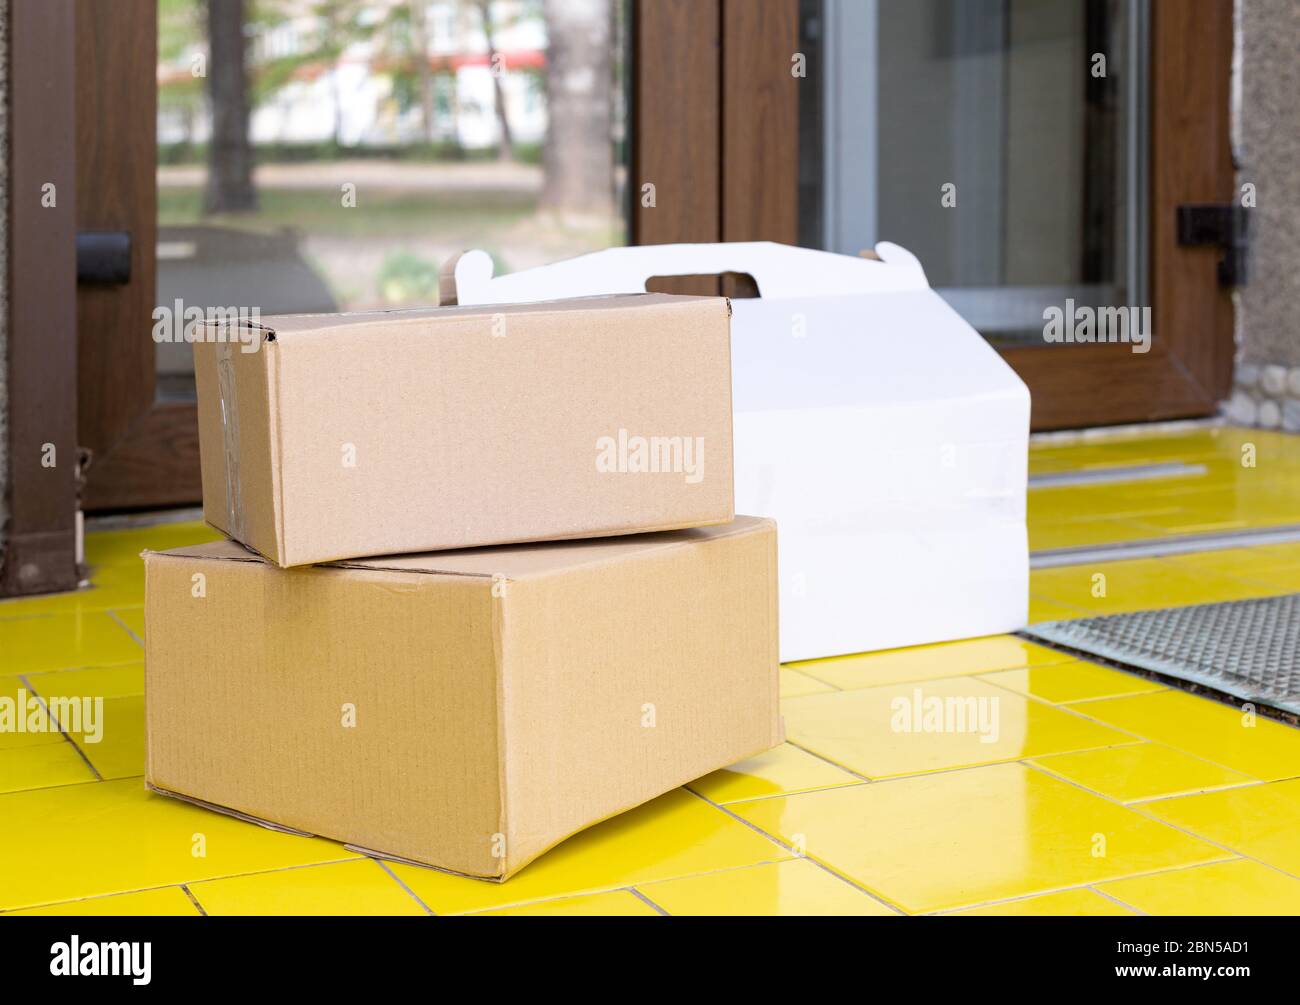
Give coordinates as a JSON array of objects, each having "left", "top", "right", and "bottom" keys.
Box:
[
  {"left": 799, "top": 0, "right": 1148, "bottom": 348},
  {"left": 156, "top": 0, "right": 629, "bottom": 399}
]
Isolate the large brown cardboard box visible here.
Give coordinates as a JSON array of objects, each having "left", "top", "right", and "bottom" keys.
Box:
[
  {"left": 193, "top": 294, "right": 734, "bottom": 567},
  {"left": 143, "top": 517, "right": 781, "bottom": 881}
]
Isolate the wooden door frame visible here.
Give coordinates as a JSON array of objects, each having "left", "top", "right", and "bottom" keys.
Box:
[
  {"left": 632, "top": 0, "right": 1237, "bottom": 431},
  {"left": 2, "top": 0, "right": 80, "bottom": 597}
]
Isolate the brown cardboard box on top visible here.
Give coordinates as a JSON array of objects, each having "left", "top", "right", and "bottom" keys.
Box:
[
  {"left": 193, "top": 294, "right": 734, "bottom": 568},
  {"left": 143, "top": 516, "right": 781, "bottom": 881}
]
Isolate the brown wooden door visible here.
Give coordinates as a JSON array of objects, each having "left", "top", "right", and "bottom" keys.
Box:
[
  {"left": 77, "top": 0, "right": 201, "bottom": 511},
  {"left": 632, "top": 0, "right": 1236, "bottom": 431}
]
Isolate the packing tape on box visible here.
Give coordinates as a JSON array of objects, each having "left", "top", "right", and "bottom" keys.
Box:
[{"left": 216, "top": 343, "right": 246, "bottom": 542}]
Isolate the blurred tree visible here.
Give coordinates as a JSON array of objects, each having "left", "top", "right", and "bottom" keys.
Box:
[
  {"left": 472, "top": 0, "right": 514, "bottom": 161},
  {"left": 541, "top": 0, "right": 612, "bottom": 218},
  {"left": 205, "top": 0, "right": 258, "bottom": 213},
  {"left": 158, "top": 0, "right": 206, "bottom": 155}
]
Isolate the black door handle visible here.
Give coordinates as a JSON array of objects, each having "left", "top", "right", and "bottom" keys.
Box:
[{"left": 76, "top": 230, "right": 132, "bottom": 285}]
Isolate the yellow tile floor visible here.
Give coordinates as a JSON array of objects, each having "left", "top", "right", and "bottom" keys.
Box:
[{"left": 3, "top": 424, "right": 1300, "bottom": 915}]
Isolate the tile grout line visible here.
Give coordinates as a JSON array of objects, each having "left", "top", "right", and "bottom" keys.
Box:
[
  {"left": 106, "top": 608, "right": 145, "bottom": 648},
  {"left": 681, "top": 786, "right": 906, "bottom": 915},
  {"left": 1017, "top": 757, "right": 1300, "bottom": 886},
  {"left": 17, "top": 673, "right": 103, "bottom": 782},
  {"left": 626, "top": 887, "right": 670, "bottom": 916},
  {"left": 782, "top": 738, "right": 874, "bottom": 782},
  {"left": 373, "top": 858, "right": 437, "bottom": 916},
  {"left": 1088, "top": 884, "right": 1147, "bottom": 916},
  {"left": 179, "top": 884, "right": 209, "bottom": 916},
  {"left": 1025, "top": 687, "right": 1290, "bottom": 779}
]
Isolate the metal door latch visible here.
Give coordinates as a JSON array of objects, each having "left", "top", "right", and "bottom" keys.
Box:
[{"left": 1176, "top": 204, "right": 1250, "bottom": 287}]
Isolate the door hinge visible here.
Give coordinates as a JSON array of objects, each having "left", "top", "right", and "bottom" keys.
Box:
[{"left": 1176, "top": 204, "right": 1250, "bottom": 287}]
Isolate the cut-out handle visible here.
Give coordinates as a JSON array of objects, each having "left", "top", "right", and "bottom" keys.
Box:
[{"left": 442, "top": 241, "right": 930, "bottom": 306}]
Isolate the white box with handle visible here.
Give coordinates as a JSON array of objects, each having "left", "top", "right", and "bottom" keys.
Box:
[{"left": 444, "top": 241, "right": 1030, "bottom": 662}]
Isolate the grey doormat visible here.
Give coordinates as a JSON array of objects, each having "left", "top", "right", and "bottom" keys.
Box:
[{"left": 1025, "top": 594, "right": 1300, "bottom": 717}]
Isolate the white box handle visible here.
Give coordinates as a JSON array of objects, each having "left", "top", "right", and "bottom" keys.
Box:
[{"left": 442, "top": 240, "right": 931, "bottom": 306}]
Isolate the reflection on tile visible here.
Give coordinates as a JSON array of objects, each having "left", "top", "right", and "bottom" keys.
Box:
[
  {"left": 191, "top": 859, "right": 427, "bottom": 916},
  {"left": 1142, "top": 779, "right": 1300, "bottom": 875},
  {"left": 1030, "top": 560, "right": 1287, "bottom": 616},
  {"left": 687, "top": 743, "right": 860, "bottom": 804},
  {"left": 0, "top": 611, "right": 141, "bottom": 675},
  {"left": 0, "top": 577, "right": 145, "bottom": 618},
  {"left": 0, "top": 743, "right": 96, "bottom": 794},
  {"left": 945, "top": 887, "right": 1133, "bottom": 917},
  {"left": 979, "top": 662, "right": 1165, "bottom": 704},
  {"left": 1031, "top": 743, "right": 1254, "bottom": 803},
  {"left": 789, "top": 636, "right": 1075, "bottom": 691},
  {"left": 783, "top": 677, "right": 1134, "bottom": 779},
  {"left": 780, "top": 668, "right": 836, "bottom": 698},
  {"left": 4, "top": 886, "right": 201, "bottom": 917},
  {"left": 732, "top": 762, "right": 1229, "bottom": 914},
  {"left": 1072, "top": 690, "right": 1300, "bottom": 781},
  {"left": 0, "top": 778, "right": 357, "bottom": 911},
  {"left": 27, "top": 663, "right": 145, "bottom": 701},
  {"left": 471, "top": 891, "right": 659, "bottom": 917},
  {"left": 641, "top": 858, "right": 896, "bottom": 916},
  {"left": 389, "top": 788, "right": 788, "bottom": 915},
  {"left": 1097, "top": 858, "right": 1300, "bottom": 916}
]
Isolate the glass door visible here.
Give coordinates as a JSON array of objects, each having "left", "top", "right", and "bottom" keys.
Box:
[{"left": 792, "top": 0, "right": 1234, "bottom": 429}]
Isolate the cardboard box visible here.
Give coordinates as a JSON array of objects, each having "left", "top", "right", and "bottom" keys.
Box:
[
  {"left": 143, "top": 516, "right": 781, "bottom": 881},
  {"left": 193, "top": 294, "right": 734, "bottom": 567}
]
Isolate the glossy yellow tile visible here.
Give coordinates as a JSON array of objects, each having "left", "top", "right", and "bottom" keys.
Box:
[
  {"left": 732, "top": 762, "right": 1229, "bottom": 914},
  {"left": 57, "top": 694, "right": 145, "bottom": 780},
  {"left": 1072, "top": 690, "right": 1300, "bottom": 781},
  {"left": 1030, "top": 743, "right": 1255, "bottom": 803},
  {"left": 1028, "top": 596, "right": 1090, "bottom": 622},
  {"left": 780, "top": 667, "right": 836, "bottom": 698},
  {"left": 1030, "top": 560, "right": 1287, "bottom": 617},
  {"left": 472, "top": 891, "right": 660, "bottom": 917},
  {"left": 4, "top": 886, "right": 201, "bottom": 916},
  {"left": 27, "top": 663, "right": 144, "bottom": 701},
  {"left": 0, "top": 742, "right": 96, "bottom": 793},
  {"left": 783, "top": 677, "right": 1135, "bottom": 779},
  {"left": 389, "top": 788, "right": 789, "bottom": 915},
  {"left": 0, "top": 611, "right": 141, "bottom": 675},
  {"left": 1028, "top": 517, "right": 1168, "bottom": 553},
  {"left": 191, "top": 859, "right": 427, "bottom": 916},
  {"left": 1164, "top": 545, "right": 1300, "bottom": 592},
  {"left": 640, "top": 858, "right": 897, "bottom": 916},
  {"left": 979, "top": 661, "right": 1165, "bottom": 704},
  {"left": 687, "top": 743, "right": 861, "bottom": 804},
  {"left": 791, "top": 635, "right": 1074, "bottom": 691},
  {"left": 0, "top": 778, "right": 358, "bottom": 911},
  {"left": 945, "top": 887, "right": 1134, "bottom": 916},
  {"left": 1098, "top": 858, "right": 1300, "bottom": 916},
  {"left": 1142, "top": 779, "right": 1300, "bottom": 875},
  {"left": 84, "top": 521, "right": 222, "bottom": 568}
]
